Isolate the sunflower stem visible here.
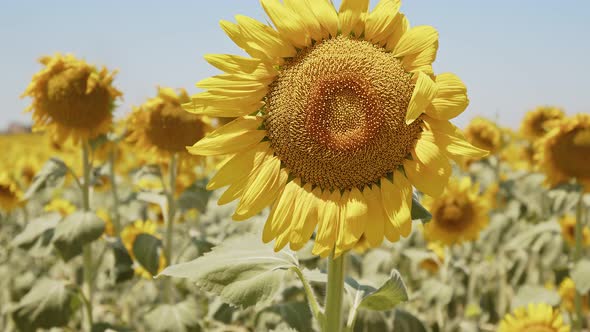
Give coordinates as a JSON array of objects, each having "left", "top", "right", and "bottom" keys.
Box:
[
  {"left": 108, "top": 148, "right": 121, "bottom": 234},
  {"left": 324, "top": 252, "right": 345, "bottom": 332},
  {"left": 573, "top": 189, "right": 585, "bottom": 332},
  {"left": 81, "top": 141, "right": 94, "bottom": 330},
  {"left": 292, "top": 267, "right": 323, "bottom": 326},
  {"left": 163, "top": 153, "right": 178, "bottom": 303}
]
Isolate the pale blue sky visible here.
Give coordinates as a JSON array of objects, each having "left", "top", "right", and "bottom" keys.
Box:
[{"left": 1, "top": 1, "right": 589, "bottom": 129}]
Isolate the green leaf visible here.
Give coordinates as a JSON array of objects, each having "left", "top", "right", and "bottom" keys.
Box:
[
  {"left": 9, "top": 279, "right": 77, "bottom": 331},
  {"left": 571, "top": 259, "right": 590, "bottom": 294},
  {"left": 177, "top": 180, "right": 212, "bottom": 213},
  {"left": 11, "top": 213, "right": 61, "bottom": 250},
  {"left": 411, "top": 193, "right": 432, "bottom": 223},
  {"left": 159, "top": 233, "right": 299, "bottom": 308},
  {"left": 111, "top": 239, "right": 134, "bottom": 283},
  {"left": 133, "top": 233, "right": 163, "bottom": 277},
  {"left": 264, "top": 302, "right": 312, "bottom": 332},
  {"left": 357, "top": 270, "right": 409, "bottom": 311},
  {"left": 420, "top": 280, "right": 453, "bottom": 306},
  {"left": 510, "top": 285, "right": 561, "bottom": 309},
  {"left": 92, "top": 322, "right": 133, "bottom": 332},
  {"left": 392, "top": 309, "right": 428, "bottom": 332},
  {"left": 52, "top": 211, "right": 105, "bottom": 261},
  {"left": 353, "top": 311, "right": 390, "bottom": 332},
  {"left": 23, "top": 158, "right": 68, "bottom": 200},
  {"left": 144, "top": 300, "right": 202, "bottom": 332},
  {"left": 503, "top": 221, "right": 560, "bottom": 251}
]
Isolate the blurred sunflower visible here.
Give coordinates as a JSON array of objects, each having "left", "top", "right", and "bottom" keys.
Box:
[
  {"left": 186, "top": 0, "right": 487, "bottom": 257},
  {"left": 559, "top": 214, "right": 590, "bottom": 247},
  {"left": 21, "top": 53, "right": 122, "bottom": 142},
  {"left": 422, "top": 177, "right": 489, "bottom": 245},
  {"left": 15, "top": 155, "right": 43, "bottom": 187},
  {"left": 120, "top": 220, "right": 167, "bottom": 278},
  {"left": 558, "top": 277, "right": 589, "bottom": 313},
  {"left": 498, "top": 303, "right": 570, "bottom": 332},
  {"left": 126, "top": 87, "right": 212, "bottom": 161},
  {"left": 419, "top": 242, "right": 445, "bottom": 273},
  {"left": 537, "top": 114, "right": 590, "bottom": 191},
  {"left": 500, "top": 143, "right": 534, "bottom": 171},
  {"left": 521, "top": 106, "right": 564, "bottom": 141},
  {"left": 97, "top": 208, "right": 115, "bottom": 237},
  {"left": 464, "top": 117, "right": 503, "bottom": 155},
  {"left": 43, "top": 198, "right": 76, "bottom": 217},
  {"left": 0, "top": 173, "right": 22, "bottom": 212}
]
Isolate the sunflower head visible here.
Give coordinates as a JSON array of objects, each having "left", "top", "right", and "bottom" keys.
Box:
[
  {"left": 0, "top": 173, "right": 22, "bottom": 212},
  {"left": 15, "top": 155, "right": 43, "bottom": 187},
  {"left": 500, "top": 143, "right": 534, "bottom": 171},
  {"left": 186, "top": 0, "right": 487, "bottom": 256},
  {"left": 419, "top": 242, "right": 445, "bottom": 273},
  {"left": 464, "top": 117, "right": 503, "bottom": 155},
  {"left": 126, "top": 87, "right": 212, "bottom": 160},
  {"left": 537, "top": 114, "right": 590, "bottom": 191},
  {"left": 43, "top": 198, "right": 76, "bottom": 217},
  {"left": 558, "top": 277, "right": 590, "bottom": 313},
  {"left": 422, "top": 177, "right": 490, "bottom": 245},
  {"left": 22, "top": 53, "right": 121, "bottom": 142},
  {"left": 559, "top": 214, "right": 590, "bottom": 247},
  {"left": 498, "top": 303, "right": 570, "bottom": 332},
  {"left": 97, "top": 208, "right": 115, "bottom": 237},
  {"left": 521, "top": 106, "right": 565, "bottom": 141}
]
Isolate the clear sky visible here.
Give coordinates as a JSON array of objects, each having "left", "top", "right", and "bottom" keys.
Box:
[{"left": 1, "top": 0, "right": 589, "bottom": 129}]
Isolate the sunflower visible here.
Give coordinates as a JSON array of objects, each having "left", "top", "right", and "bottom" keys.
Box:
[
  {"left": 419, "top": 242, "right": 445, "bottom": 273},
  {"left": 498, "top": 303, "right": 570, "bottom": 332},
  {"left": 22, "top": 53, "right": 121, "bottom": 142},
  {"left": 97, "top": 208, "right": 115, "bottom": 237},
  {"left": 0, "top": 173, "right": 22, "bottom": 212},
  {"left": 500, "top": 143, "right": 534, "bottom": 171},
  {"left": 559, "top": 214, "right": 590, "bottom": 247},
  {"left": 521, "top": 106, "right": 564, "bottom": 141},
  {"left": 463, "top": 117, "right": 503, "bottom": 155},
  {"left": 44, "top": 198, "right": 76, "bottom": 217},
  {"left": 558, "top": 277, "right": 589, "bottom": 313},
  {"left": 185, "top": 0, "right": 487, "bottom": 257},
  {"left": 537, "top": 114, "right": 590, "bottom": 191},
  {"left": 422, "top": 177, "right": 489, "bottom": 245},
  {"left": 126, "top": 87, "right": 212, "bottom": 161},
  {"left": 120, "top": 220, "right": 167, "bottom": 278}
]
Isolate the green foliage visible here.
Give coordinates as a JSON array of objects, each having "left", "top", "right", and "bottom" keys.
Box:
[
  {"left": 11, "top": 213, "right": 60, "bottom": 251},
  {"left": 52, "top": 211, "right": 105, "bottom": 261},
  {"left": 23, "top": 158, "right": 68, "bottom": 200},
  {"left": 392, "top": 310, "right": 429, "bottom": 332},
  {"left": 144, "top": 299, "right": 202, "bottom": 332},
  {"left": 111, "top": 239, "right": 134, "bottom": 283},
  {"left": 133, "top": 233, "right": 163, "bottom": 276},
  {"left": 571, "top": 259, "right": 590, "bottom": 293},
  {"left": 356, "top": 270, "right": 409, "bottom": 311},
  {"left": 510, "top": 285, "right": 560, "bottom": 309}
]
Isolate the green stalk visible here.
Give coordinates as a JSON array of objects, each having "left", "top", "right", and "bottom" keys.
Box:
[
  {"left": 573, "top": 190, "right": 585, "bottom": 332},
  {"left": 292, "top": 267, "right": 323, "bottom": 325},
  {"left": 81, "top": 141, "right": 94, "bottom": 330},
  {"left": 324, "top": 252, "right": 345, "bottom": 332},
  {"left": 163, "top": 154, "right": 178, "bottom": 303},
  {"left": 108, "top": 148, "right": 121, "bottom": 234}
]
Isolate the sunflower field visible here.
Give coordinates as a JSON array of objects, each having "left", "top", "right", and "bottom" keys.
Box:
[{"left": 1, "top": 1, "right": 589, "bottom": 332}]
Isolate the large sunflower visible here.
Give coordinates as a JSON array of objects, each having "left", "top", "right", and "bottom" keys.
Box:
[
  {"left": 422, "top": 177, "right": 489, "bottom": 245},
  {"left": 521, "top": 106, "right": 564, "bottom": 141},
  {"left": 22, "top": 53, "right": 121, "bottom": 142},
  {"left": 498, "top": 303, "right": 570, "bottom": 332},
  {"left": 0, "top": 173, "right": 22, "bottom": 212},
  {"left": 126, "top": 87, "right": 213, "bottom": 161},
  {"left": 537, "top": 114, "right": 590, "bottom": 191},
  {"left": 186, "top": 0, "right": 487, "bottom": 257}
]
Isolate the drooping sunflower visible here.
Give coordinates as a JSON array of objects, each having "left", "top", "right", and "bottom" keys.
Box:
[
  {"left": 422, "top": 177, "right": 489, "bottom": 245},
  {"left": 186, "top": 0, "right": 487, "bottom": 257},
  {"left": 126, "top": 87, "right": 213, "bottom": 162},
  {"left": 559, "top": 214, "right": 590, "bottom": 247},
  {"left": 121, "top": 220, "right": 167, "bottom": 278},
  {"left": 537, "top": 114, "right": 590, "bottom": 191},
  {"left": 22, "top": 53, "right": 122, "bottom": 142},
  {"left": 44, "top": 198, "right": 76, "bottom": 217},
  {"left": 558, "top": 277, "right": 589, "bottom": 313},
  {"left": 0, "top": 173, "right": 22, "bottom": 212},
  {"left": 463, "top": 117, "right": 503, "bottom": 155},
  {"left": 521, "top": 106, "right": 565, "bottom": 141},
  {"left": 498, "top": 303, "right": 570, "bottom": 332}
]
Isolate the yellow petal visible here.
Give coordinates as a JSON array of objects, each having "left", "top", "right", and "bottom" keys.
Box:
[
  {"left": 196, "top": 74, "right": 269, "bottom": 90},
  {"left": 233, "top": 155, "right": 287, "bottom": 221},
  {"left": 284, "top": 0, "right": 323, "bottom": 41},
  {"left": 289, "top": 184, "right": 321, "bottom": 250},
  {"left": 365, "top": 0, "right": 401, "bottom": 45},
  {"left": 220, "top": 20, "right": 269, "bottom": 61},
  {"left": 307, "top": 0, "right": 339, "bottom": 39},
  {"left": 207, "top": 147, "right": 259, "bottom": 190},
  {"left": 312, "top": 190, "right": 340, "bottom": 258},
  {"left": 385, "top": 13, "right": 409, "bottom": 50},
  {"left": 186, "top": 116, "right": 265, "bottom": 156},
  {"left": 260, "top": 0, "right": 310, "bottom": 48},
  {"left": 406, "top": 72, "right": 438, "bottom": 124},
  {"left": 380, "top": 178, "right": 404, "bottom": 229},
  {"left": 426, "top": 73, "right": 469, "bottom": 120},
  {"left": 424, "top": 117, "right": 489, "bottom": 159},
  {"left": 338, "top": 0, "right": 369, "bottom": 36},
  {"left": 392, "top": 170, "right": 413, "bottom": 237},
  {"left": 204, "top": 54, "right": 262, "bottom": 74},
  {"left": 363, "top": 186, "right": 386, "bottom": 247},
  {"left": 403, "top": 156, "right": 449, "bottom": 197},
  {"left": 393, "top": 25, "right": 439, "bottom": 58},
  {"left": 336, "top": 187, "right": 367, "bottom": 256},
  {"left": 263, "top": 178, "right": 301, "bottom": 244},
  {"left": 234, "top": 15, "right": 297, "bottom": 61}
]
